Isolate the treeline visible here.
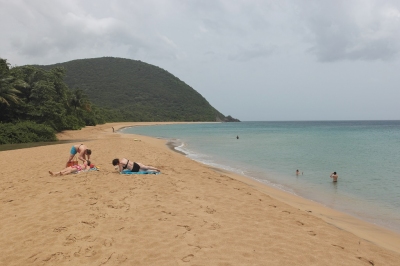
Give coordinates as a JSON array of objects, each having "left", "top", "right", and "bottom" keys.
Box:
[
  {"left": 0, "top": 58, "right": 109, "bottom": 144},
  {"left": 39, "top": 57, "right": 229, "bottom": 122},
  {"left": 1, "top": 56, "right": 240, "bottom": 144}
]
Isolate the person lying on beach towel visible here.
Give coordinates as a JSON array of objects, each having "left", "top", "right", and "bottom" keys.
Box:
[
  {"left": 49, "top": 160, "right": 95, "bottom": 176},
  {"left": 112, "top": 158, "right": 160, "bottom": 173}
]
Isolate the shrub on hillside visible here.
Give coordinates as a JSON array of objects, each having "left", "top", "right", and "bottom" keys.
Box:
[{"left": 0, "top": 121, "right": 57, "bottom": 144}]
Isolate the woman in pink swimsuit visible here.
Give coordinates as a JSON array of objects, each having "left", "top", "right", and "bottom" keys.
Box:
[{"left": 49, "top": 161, "right": 93, "bottom": 176}]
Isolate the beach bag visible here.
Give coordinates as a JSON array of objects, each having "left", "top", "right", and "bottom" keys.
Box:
[{"left": 67, "top": 157, "right": 78, "bottom": 167}]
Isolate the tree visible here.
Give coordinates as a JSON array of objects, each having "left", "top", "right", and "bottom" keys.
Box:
[
  {"left": 0, "top": 58, "right": 105, "bottom": 143},
  {"left": 0, "top": 58, "right": 28, "bottom": 107},
  {"left": 70, "top": 88, "right": 91, "bottom": 112},
  {"left": 0, "top": 81, "right": 22, "bottom": 106}
]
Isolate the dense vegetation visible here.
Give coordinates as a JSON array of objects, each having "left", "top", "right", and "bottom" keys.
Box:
[
  {"left": 1, "top": 56, "right": 239, "bottom": 144},
  {"left": 0, "top": 121, "right": 57, "bottom": 144},
  {"left": 38, "top": 57, "right": 231, "bottom": 122},
  {"left": 0, "top": 58, "right": 106, "bottom": 144}
]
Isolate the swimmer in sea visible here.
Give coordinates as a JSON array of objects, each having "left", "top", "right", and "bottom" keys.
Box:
[{"left": 330, "top": 171, "right": 338, "bottom": 182}]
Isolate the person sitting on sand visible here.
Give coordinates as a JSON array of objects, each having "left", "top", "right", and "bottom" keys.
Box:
[
  {"left": 50, "top": 161, "right": 94, "bottom": 176},
  {"left": 67, "top": 144, "right": 91, "bottom": 167},
  {"left": 330, "top": 171, "right": 338, "bottom": 182},
  {"left": 112, "top": 158, "right": 160, "bottom": 173}
]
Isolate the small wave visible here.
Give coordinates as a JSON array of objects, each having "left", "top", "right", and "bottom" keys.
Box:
[{"left": 174, "top": 142, "right": 299, "bottom": 197}]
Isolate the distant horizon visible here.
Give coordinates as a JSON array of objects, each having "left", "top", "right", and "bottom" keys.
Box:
[
  {"left": 240, "top": 119, "right": 400, "bottom": 122},
  {"left": 12, "top": 56, "right": 399, "bottom": 123},
  {"left": 17, "top": 55, "right": 400, "bottom": 123}
]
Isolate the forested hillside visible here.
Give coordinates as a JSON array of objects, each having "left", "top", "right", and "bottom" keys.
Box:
[
  {"left": 39, "top": 57, "right": 231, "bottom": 122},
  {"left": 0, "top": 58, "right": 106, "bottom": 144}
]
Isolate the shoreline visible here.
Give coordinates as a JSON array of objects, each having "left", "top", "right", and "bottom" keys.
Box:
[
  {"left": 1, "top": 122, "right": 400, "bottom": 265},
  {"left": 156, "top": 132, "right": 400, "bottom": 254},
  {"left": 63, "top": 122, "right": 400, "bottom": 253}
]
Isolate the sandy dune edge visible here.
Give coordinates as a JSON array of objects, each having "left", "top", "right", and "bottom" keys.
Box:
[{"left": 1, "top": 122, "right": 400, "bottom": 266}]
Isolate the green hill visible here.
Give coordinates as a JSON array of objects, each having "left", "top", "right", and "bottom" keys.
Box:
[{"left": 38, "top": 57, "right": 234, "bottom": 122}]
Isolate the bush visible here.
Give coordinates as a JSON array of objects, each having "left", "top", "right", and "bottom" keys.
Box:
[
  {"left": 0, "top": 121, "right": 57, "bottom": 144},
  {"left": 63, "top": 115, "right": 85, "bottom": 130}
]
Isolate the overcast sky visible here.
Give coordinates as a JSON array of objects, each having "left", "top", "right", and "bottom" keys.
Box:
[{"left": 1, "top": 0, "right": 400, "bottom": 121}]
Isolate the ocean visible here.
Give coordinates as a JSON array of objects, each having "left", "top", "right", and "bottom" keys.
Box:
[{"left": 121, "top": 121, "right": 400, "bottom": 233}]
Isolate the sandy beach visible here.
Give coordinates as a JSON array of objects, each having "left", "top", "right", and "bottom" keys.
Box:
[{"left": 1, "top": 122, "right": 400, "bottom": 266}]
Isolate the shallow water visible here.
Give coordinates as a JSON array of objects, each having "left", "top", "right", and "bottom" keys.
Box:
[{"left": 122, "top": 121, "right": 400, "bottom": 233}]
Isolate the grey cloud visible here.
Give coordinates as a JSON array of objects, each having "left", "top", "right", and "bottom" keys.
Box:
[
  {"left": 8, "top": 7, "right": 154, "bottom": 63},
  {"left": 298, "top": 0, "right": 400, "bottom": 62},
  {"left": 2, "top": 0, "right": 400, "bottom": 121},
  {"left": 228, "top": 44, "right": 275, "bottom": 62}
]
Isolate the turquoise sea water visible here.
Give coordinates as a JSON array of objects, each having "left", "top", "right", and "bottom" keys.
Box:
[{"left": 121, "top": 121, "right": 400, "bottom": 233}]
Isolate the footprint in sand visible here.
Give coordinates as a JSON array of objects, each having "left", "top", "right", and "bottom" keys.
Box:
[
  {"left": 117, "top": 254, "right": 128, "bottom": 262},
  {"left": 107, "top": 204, "right": 123, "bottom": 209},
  {"left": 162, "top": 211, "right": 176, "bottom": 216},
  {"left": 81, "top": 235, "right": 97, "bottom": 242},
  {"left": 103, "top": 238, "right": 114, "bottom": 247},
  {"left": 48, "top": 190, "right": 62, "bottom": 194},
  {"left": 64, "top": 234, "right": 77, "bottom": 246},
  {"left": 23, "top": 239, "right": 35, "bottom": 247},
  {"left": 357, "top": 257, "right": 374, "bottom": 265},
  {"left": 88, "top": 201, "right": 97, "bottom": 206},
  {"left": 181, "top": 254, "right": 194, "bottom": 262},
  {"left": 177, "top": 225, "right": 192, "bottom": 231},
  {"left": 53, "top": 226, "right": 68, "bottom": 232},
  {"left": 84, "top": 246, "right": 96, "bottom": 257},
  {"left": 73, "top": 247, "right": 82, "bottom": 257},
  {"left": 81, "top": 221, "right": 97, "bottom": 228},
  {"left": 209, "top": 223, "right": 221, "bottom": 230},
  {"left": 99, "top": 252, "right": 116, "bottom": 264},
  {"left": 90, "top": 213, "right": 107, "bottom": 219},
  {"left": 331, "top": 244, "right": 345, "bottom": 249},
  {"left": 42, "top": 252, "right": 68, "bottom": 262},
  {"left": 205, "top": 206, "right": 216, "bottom": 214},
  {"left": 308, "top": 231, "right": 316, "bottom": 236},
  {"left": 28, "top": 252, "right": 41, "bottom": 262}
]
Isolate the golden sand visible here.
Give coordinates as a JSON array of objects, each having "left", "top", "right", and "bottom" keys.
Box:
[{"left": 1, "top": 122, "right": 400, "bottom": 265}]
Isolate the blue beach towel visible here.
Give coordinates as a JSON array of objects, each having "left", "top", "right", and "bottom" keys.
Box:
[{"left": 120, "top": 170, "right": 160, "bottom": 175}]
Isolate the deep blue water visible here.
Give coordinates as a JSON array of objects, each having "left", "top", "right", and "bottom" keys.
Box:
[{"left": 121, "top": 121, "right": 400, "bottom": 233}]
